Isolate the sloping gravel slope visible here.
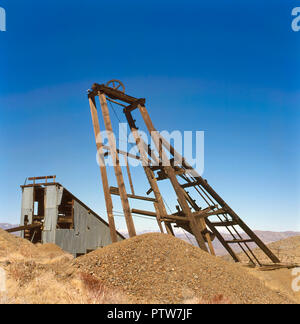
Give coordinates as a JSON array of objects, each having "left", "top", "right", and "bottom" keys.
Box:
[{"left": 72, "top": 233, "right": 293, "bottom": 304}]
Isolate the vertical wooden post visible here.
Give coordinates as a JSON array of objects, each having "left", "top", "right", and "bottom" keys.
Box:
[
  {"left": 138, "top": 104, "right": 208, "bottom": 252},
  {"left": 98, "top": 93, "right": 136, "bottom": 238},
  {"left": 182, "top": 190, "right": 215, "bottom": 255},
  {"left": 153, "top": 202, "right": 164, "bottom": 233},
  {"left": 88, "top": 96, "right": 118, "bottom": 243},
  {"left": 124, "top": 110, "right": 173, "bottom": 235},
  {"left": 125, "top": 156, "right": 135, "bottom": 195}
]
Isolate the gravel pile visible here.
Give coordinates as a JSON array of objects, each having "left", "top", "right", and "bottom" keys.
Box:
[
  {"left": 0, "top": 228, "right": 37, "bottom": 259},
  {"left": 0, "top": 228, "right": 72, "bottom": 263},
  {"left": 72, "top": 233, "right": 293, "bottom": 304}
]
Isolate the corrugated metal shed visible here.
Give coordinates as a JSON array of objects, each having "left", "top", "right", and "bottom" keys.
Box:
[{"left": 20, "top": 182, "right": 124, "bottom": 256}]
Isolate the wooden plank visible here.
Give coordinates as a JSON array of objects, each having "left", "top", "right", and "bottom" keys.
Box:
[
  {"left": 88, "top": 96, "right": 118, "bottom": 243},
  {"left": 98, "top": 93, "right": 136, "bottom": 238},
  {"left": 28, "top": 175, "right": 56, "bottom": 181},
  {"left": 154, "top": 202, "right": 164, "bottom": 233},
  {"left": 183, "top": 190, "right": 215, "bottom": 255},
  {"left": 6, "top": 223, "right": 42, "bottom": 233},
  {"left": 138, "top": 104, "right": 208, "bottom": 252},
  {"left": 157, "top": 131, "right": 280, "bottom": 263},
  {"left": 110, "top": 186, "right": 157, "bottom": 202},
  {"left": 193, "top": 208, "right": 226, "bottom": 218},
  {"left": 210, "top": 221, "right": 237, "bottom": 227},
  {"left": 90, "top": 83, "right": 143, "bottom": 104},
  {"left": 124, "top": 110, "right": 172, "bottom": 236},
  {"left": 131, "top": 209, "right": 156, "bottom": 217},
  {"left": 205, "top": 219, "right": 240, "bottom": 262},
  {"left": 165, "top": 222, "right": 175, "bottom": 236},
  {"left": 125, "top": 156, "right": 135, "bottom": 195},
  {"left": 102, "top": 145, "right": 147, "bottom": 162},
  {"left": 123, "top": 99, "right": 146, "bottom": 113},
  {"left": 226, "top": 239, "right": 254, "bottom": 244}
]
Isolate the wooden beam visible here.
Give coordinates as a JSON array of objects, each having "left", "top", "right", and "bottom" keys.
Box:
[
  {"left": 28, "top": 175, "right": 56, "bottom": 181},
  {"left": 102, "top": 145, "right": 144, "bottom": 162},
  {"left": 226, "top": 239, "right": 254, "bottom": 244},
  {"left": 124, "top": 109, "right": 172, "bottom": 235},
  {"left": 193, "top": 208, "right": 226, "bottom": 219},
  {"left": 90, "top": 83, "right": 143, "bottom": 104},
  {"left": 138, "top": 104, "right": 208, "bottom": 252},
  {"left": 125, "top": 156, "right": 135, "bottom": 195},
  {"left": 6, "top": 223, "right": 42, "bottom": 233},
  {"left": 110, "top": 186, "right": 157, "bottom": 202},
  {"left": 182, "top": 190, "right": 215, "bottom": 255},
  {"left": 131, "top": 209, "right": 156, "bottom": 217},
  {"left": 98, "top": 93, "right": 136, "bottom": 238},
  {"left": 123, "top": 99, "right": 146, "bottom": 114},
  {"left": 89, "top": 97, "right": 118, "bottom": 243},
  {"left": 158, "top": 133, "right": 280, "bottom": 263}
]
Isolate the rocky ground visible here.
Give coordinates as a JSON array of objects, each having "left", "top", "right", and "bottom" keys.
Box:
[
  {"left": 224, "top": 235, "right": 300, "bottom": 304},
  {"left": 0, "top": 228, "right": 298, "bottom": 304}
]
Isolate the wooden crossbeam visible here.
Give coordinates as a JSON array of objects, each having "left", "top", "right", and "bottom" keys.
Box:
[
  {"left": 110, "top": 187, "right": 157, "bottom": 202},
  {"left": 210, "top": 221, "right": 237, "bottom": 227},
  {"left": 226, "top": 239, "right": 254, "bottom": 244},
  {"left": 193, "top": 208, "right": 226, "bottom": 219},
  {"left": 6, "top": 223, "right": 42, "bottom": 233}
]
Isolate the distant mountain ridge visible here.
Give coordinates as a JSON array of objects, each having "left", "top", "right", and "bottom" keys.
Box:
[
  {"left": 1, "top": 223, "right": 299, "bottom": 256},
  {"left": 119, "top": 229, "right": 300, "bottom": 256}
]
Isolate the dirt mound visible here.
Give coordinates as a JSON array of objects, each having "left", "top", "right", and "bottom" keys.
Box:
[
  {"left": 228, "top": 236, "right": 300, "bottom": 304},
  {"left": 0, "top": 228, "right": 37, "bottom": 260},
  {"left": 72, "top": 233, "right": 293, "bottom": 304},
  {"left": 35, "top": 243, "right": 68, "bottom": 258},
  {"left": 0, "top": 228, "right": 72, "bottom": 263}
]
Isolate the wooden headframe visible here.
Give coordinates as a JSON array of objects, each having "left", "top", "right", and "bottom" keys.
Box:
[{"left": 87, "top": 81, "right": 280, "bottom": 265}]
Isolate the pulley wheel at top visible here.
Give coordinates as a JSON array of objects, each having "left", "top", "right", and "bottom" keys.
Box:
[{"left": 106, "top": 80, "right": 125, "bottom": 93}]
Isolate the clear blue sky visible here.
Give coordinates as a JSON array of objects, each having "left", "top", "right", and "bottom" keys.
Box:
[{"left": 0, "top": 0, "right": 299, "bottom": 232}]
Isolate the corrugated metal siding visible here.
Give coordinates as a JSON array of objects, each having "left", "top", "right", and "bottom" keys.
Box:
[
  {"left": 55, "top": 200, "right": 123, "bottom": 256},
  {"left": 20, "top": 183, "right": 124, "bottom": 256},
  {"left": 20, "top": 187, "right": 34, "bottom": 238},
  {"left": 42, "top": 186, "right": 63, "bottom": 243}
]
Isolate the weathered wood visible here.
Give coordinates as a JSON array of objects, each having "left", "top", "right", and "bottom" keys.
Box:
[
  {"left": 193, "top": 208, "right": 226, "bottom": 219},
  {"left": 154, "top": 202, "right": 164, "bottom": 233},
  {"left": 183, "top": 190, "right": 215, "bottom": 255},
  {"left": 124, "top": 109, "right": 172, "bottom": 236},
  {"left": 89, "top": 97, "right": 118, "bottom": 243},
  {"left": 90, "top": 83, "right": 142, "bottom": 104},
  {"left": 6, "top": 223, "right": 42, "bottom": 233},
  {"left": 226, "top": 239, "right": 254, "bottom": 244},
  {"left": 210, "top": 221, "right": 237, "bottom": 227},
  {"left": 103, "top": 145, "right": 144, "bottom": 162},
  {"left": 28, "top": 175, "right": 56, "bottom": 181},
  {"left": 138, "top": 104, "right": 208, "bottom": 252},
  {"left": 123, "top": 99, "right": 146, "bottom": 113},
  {"left": 110, "top": 186, "right": 157, "bottom": 202},
  {"left": 165, "top": 222, "right": 175, "bottom": 236},
  {"left": 131, "top": 209, "right": 156, "bottom": 217},
  {"left": 125, "top": 156, "right": 135, "bottom": 195},
  {"left": 98, "top": 93, "right": 136, "bottom": 238},
  {"left": 158, "top": 132, "right": 280, "bottom": 264}
]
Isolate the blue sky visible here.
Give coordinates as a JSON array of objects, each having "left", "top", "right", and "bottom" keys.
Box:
[{"left": 0, "top": 0, "right": 299, "bottom": 232}]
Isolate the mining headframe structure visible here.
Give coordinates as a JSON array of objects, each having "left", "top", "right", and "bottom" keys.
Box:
[
  {"left": 87, "top": 79, "right": 280, "bottom": 266},
  {"left": 6, "top": 80, "right": 281, "bottom": 265}
]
